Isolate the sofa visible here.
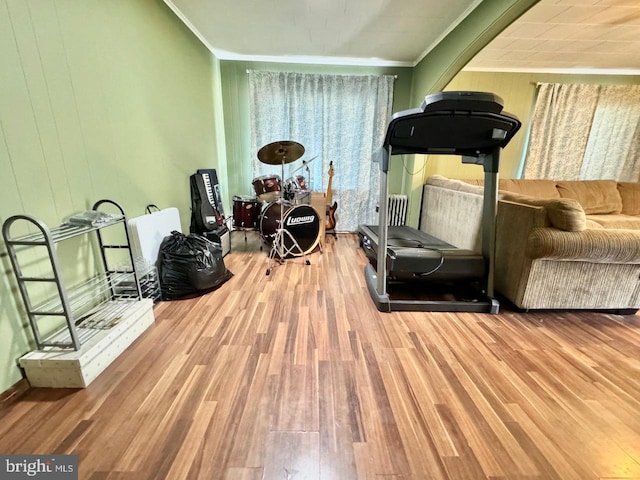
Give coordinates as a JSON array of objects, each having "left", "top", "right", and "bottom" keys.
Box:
[{"left": 421, "top": 175, "right": 640, "bottom": 312}]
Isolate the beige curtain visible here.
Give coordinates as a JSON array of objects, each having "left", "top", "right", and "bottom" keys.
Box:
[
  {"left": 524, "top": 84, "right": 599, "bottom": 179},
  {"left": 524, "top": 83, "right": 640, "bottom": 181},
  {"left": 580, "top": 85, "right": 640, "bottom": 180}
]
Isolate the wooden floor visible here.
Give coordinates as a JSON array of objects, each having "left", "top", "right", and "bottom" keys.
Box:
[{"left": 1, "top": 231, "right": 640, "bottom": 480}]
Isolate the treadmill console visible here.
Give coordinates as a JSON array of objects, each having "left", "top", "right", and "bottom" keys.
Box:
[
  {"left": 419, "top": 91, "right": 503, "bottom": 114},
  {"left": 384, "top": 91, "right": 521, "bottom": 157}
]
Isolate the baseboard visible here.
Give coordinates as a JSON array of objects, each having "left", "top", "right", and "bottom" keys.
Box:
[{"left": 0, "top": 378, "right": 30, "bottom": 411}]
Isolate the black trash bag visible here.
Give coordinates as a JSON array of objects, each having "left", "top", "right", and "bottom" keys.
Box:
[{"left": 158, "top": 231, "right": 233, "bottom": 300}]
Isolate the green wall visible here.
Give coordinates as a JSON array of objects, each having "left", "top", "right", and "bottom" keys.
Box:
[
  {"left": 404, "top": 0, "right": 540, "bottom": 226},
  {"left": 0, "top": 0, "right": 221, "bottom": 394},
  {"left": 410, "top": 0, "right": 540, "bottom": 100},
  {"left": 218, "top": 61, "right": 414, "bottom": 209}
]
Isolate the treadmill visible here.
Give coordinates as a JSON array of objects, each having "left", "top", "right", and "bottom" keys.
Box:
[{"left": 359, "top": 91, "right": 521, "bottom": 313}]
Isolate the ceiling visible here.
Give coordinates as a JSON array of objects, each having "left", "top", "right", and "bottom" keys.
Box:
[
  {"left": 468, "top": 0, "right": 640, "bottom": 73},
  {"left": 164, "top": 0, "right": 640, "bottom": 73}
]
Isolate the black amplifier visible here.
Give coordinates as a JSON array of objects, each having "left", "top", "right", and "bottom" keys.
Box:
[{"left": 200, "top": 225, "right": 231, "bottom": 257}]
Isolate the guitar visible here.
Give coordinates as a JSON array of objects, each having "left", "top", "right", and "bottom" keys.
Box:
[{"left": 325, "top": 162, "right": 337, "bottom": 232}]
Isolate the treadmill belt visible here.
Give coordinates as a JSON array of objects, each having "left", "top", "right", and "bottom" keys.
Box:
[
  {"left": 358, "top": 224, "right": 484, "bottom": 281},
  {"left": 365, "top": 225, "right": 454, "bottom": 249}
]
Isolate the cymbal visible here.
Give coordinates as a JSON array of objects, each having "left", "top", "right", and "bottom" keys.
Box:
[
  {"left": 257, "top": 141, "right": 305, "bottom": 165},
  {"left": 291, "top": 155, "right": 319, "bottom": 174}
]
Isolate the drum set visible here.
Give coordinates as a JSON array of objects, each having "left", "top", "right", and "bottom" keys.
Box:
[{"left": 232, "top": 141, "right": 321, "bottom": 275}]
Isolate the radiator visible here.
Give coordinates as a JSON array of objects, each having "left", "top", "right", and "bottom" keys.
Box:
[{"left": 388, "top": 194, "right": 408, "bottom": 226}]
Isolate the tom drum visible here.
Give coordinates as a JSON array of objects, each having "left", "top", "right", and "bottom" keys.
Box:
[
  {"left": 284, "top": 175, "right": 307, "bottom": 193},
  {"left": 283, "top": 175, "right": 310, "bottom": 203},
  {"left": 252, "top": 175, "right": 281, "bottom": 202},
  {"left": 232, "top": 195, "right": 260, "bottom": 230},
  {"left": 259, "top": 203, "right": 321, "bottom": 256}
]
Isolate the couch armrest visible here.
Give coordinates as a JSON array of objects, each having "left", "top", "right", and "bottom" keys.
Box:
[
  {"left": 499, "top": 192, "right": 586, "bottom": 231},
  {"left": 498, "top": 199, "right": 550, "bottom": 228},
  {"left": 495, "top": 201, "right": 548, "bottom": 305},
  {"left": 526, "top": 227, "right": 640, "bottom": 263}
]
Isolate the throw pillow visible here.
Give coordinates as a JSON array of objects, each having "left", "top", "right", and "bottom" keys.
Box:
[
  {"left": 556, "top": 180, "right": 622, "bottom": 214},
  {"left": 617, "top": 182, "right": 640, "bottom": 216}
]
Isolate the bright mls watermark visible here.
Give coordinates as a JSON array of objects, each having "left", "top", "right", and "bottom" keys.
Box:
[{"left": 0, "top": 455, "right": 77, "bottom": 479}]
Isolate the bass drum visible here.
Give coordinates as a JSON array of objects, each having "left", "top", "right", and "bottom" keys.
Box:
[{"left": 259, "top": 203, "right": 321, "bottom": 257}]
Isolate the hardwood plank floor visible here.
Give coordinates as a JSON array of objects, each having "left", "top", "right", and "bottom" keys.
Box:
[{"left": 1, "top": 231, "right": 640, "bottom": 479}]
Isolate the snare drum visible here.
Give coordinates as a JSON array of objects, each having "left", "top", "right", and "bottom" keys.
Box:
[
  {"left": 259, "top": 202, "right": 321, "bottom": 257},
  {"left": 252, "top": 175, "right": 281, "bottom": 202},
  {"left": 232, "top": 195, "right": 260, "bottom": 230}
]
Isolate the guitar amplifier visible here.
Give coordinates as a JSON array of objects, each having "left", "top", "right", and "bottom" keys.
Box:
[{"left": 200, "top": 225, "right": 231, "bottom": 257}]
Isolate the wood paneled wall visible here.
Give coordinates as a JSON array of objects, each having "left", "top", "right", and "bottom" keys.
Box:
[{"left": 0, "top": 0, "right": 222, "bottom": 393}]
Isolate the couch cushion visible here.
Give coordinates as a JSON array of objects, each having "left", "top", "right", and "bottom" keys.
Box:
[
  {"left": 428, "top": 175, "right": 484, "bottom": 195},
  {"left": 463, "top": 179, "right": 484, "bottom": 187},
  {"left": 585, "top": 219, "right": 605, "bottom": 229},
  {"left": 617, "top": 182, "right": 640, "bottom": 215},
  {"left": 499, "top": 179, "right": 561, "bottom": 199},
  {"left": 499, "top": 192, "right": 587, "bottom": 231},
  {"left": 462, "top": 178, "right": 562, "bottom": 199},
  {"left": 586, "top": 214, "right": 640, "bottom": 230},
  {"left": 556, "top": 180, "right": 622, "bottom": 214}
]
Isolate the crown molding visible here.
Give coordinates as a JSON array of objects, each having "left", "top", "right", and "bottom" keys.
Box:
[
  {"left": 212, "top": 50, "right": 413, "bottom": 67},
  {"left": 414, "top": 0, "right": 485, "bottom": 66},
  {"left": 163, "top": 0, "right": 218, "bottom": 53},
  {"left": 463, "top": 66, "right": 640, "bottom": 76}
]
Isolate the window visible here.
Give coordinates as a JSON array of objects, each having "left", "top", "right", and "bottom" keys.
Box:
[{"left": 248, "top": 71, "right": 394, "bottom": 231}]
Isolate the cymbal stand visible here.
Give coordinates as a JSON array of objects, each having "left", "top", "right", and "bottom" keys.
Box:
[
  {"left": 265, "top": 155, "right": 311, "bottom": 276},
  {"left": 304, "top": 161, "right": 311, "bottom": 192}
]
